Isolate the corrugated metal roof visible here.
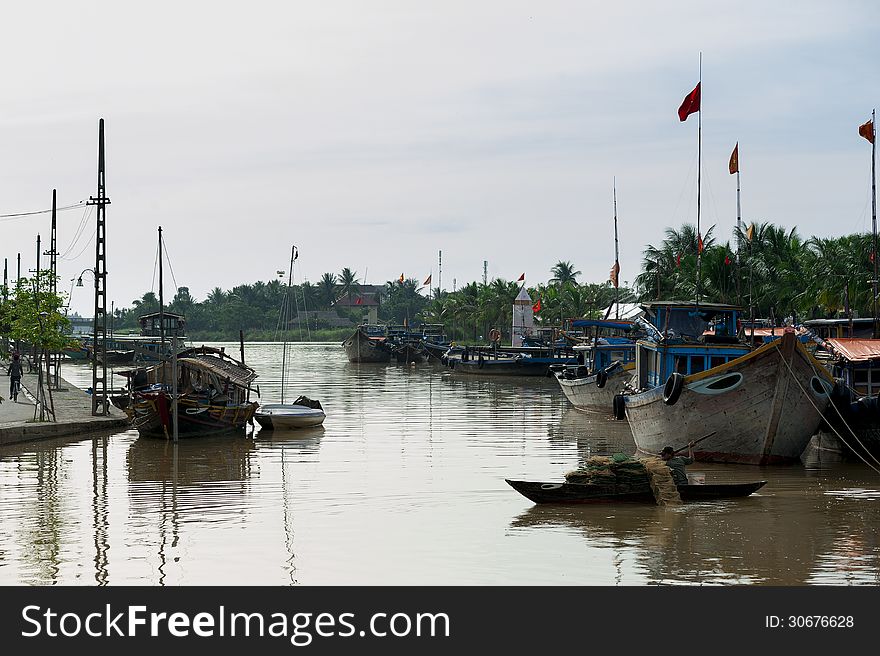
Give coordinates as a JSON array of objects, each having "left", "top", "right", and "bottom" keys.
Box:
[{"left": 824, "top": 338, "right": 880, "bottom": 362}]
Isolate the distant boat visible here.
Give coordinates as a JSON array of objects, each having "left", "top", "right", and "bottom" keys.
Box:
[
  {"left": 255, "top": 246, "right": 326, "bottom": 431},
  {"left": 450, "top": 350, "right": 575, "bottom": 376},
  {"left": 343, "top": 325, "right": 393, "bottom": 363}
]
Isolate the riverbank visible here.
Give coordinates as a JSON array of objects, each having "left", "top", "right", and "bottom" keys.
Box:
[{"left": 0, "top": 365, "right": 129, "bottom": 447}]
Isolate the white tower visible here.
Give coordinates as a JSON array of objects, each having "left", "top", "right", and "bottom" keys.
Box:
[{"left": 512, "top": 287, "right": 534, "bottom": 347}]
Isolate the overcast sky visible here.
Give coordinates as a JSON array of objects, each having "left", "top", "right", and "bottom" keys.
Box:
[{"left": 1, "top": 1, "right": 878, "bottom": 316}]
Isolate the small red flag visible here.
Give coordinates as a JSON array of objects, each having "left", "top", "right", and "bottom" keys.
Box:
[
  {"left": 398, "top": 273, "right": 404, "bottom": 283},
  {"left": 729, "top": 142, "right": 739, "bottom": 174},
  {"left": 678, "top": 82, "right": 701, "bottom": 122},
  {"left": 698, "top": 233, "right": 704, "bottom": 254},
  {"left": 871, "top": 251, "right": 875, "bottom": 264},
  {"left": 724, "top": 255, "right": 731, "bottom": 266},
  {"left": 517, "top": 273, "right": 525, "bottom": 282},
  {"left": 355, "top": 297, "right": 363, "bottom": 305},
  {"left": 676, "top": 253, "right": 682, "bottom": 268},
  {"left": 859, "top": 119, "right": 875, "bottom": 144},
  {"left": 532, "top": 299, "right": 542, "bottom": 313},
  {"left": 423, "top": 274, "right": 432, "bottom": 287}
]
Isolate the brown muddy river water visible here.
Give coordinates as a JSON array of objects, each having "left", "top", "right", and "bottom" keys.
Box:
[{"left": 2, "top": 342, "right": 879, "bottom": 585}]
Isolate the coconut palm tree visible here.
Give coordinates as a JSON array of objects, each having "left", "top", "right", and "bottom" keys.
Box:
[
  {"left": 550, "top": 261, "right": 581, "bottom": 286},
  {"left": 317, "top": 273, "right": 338, "bottom": 309},
  {"left": 338, "top": 268, "right": 359, "bottom": 306}
]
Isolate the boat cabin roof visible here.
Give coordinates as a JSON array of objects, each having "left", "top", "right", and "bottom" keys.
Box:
[
  {"left": 570, "top": 319, "right": 635, "bottom": 331},
  {"left": 642, "top": 300, "right": 740, "bottom": 341}
]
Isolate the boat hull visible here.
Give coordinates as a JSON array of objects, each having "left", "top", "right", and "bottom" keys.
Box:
[
  {"left": 452, "top": 356, "right": 573, "bottom": 376},
  {"left": 254, "top": 404, "right": 326, "bottom": 430},
  {"left": 343, "top": 328, "right": 392, "bottom": 363},
  {"left": 555, "top": 364, "right": 633, "bottom": 411},
  {"left": 506, "top": 479, "right": 767, "bottom": 504},
  {"left": 624, "top": 332, "right": 833, "bottom": 465},
  {"left": 131, "top": 393, "right": 257, "bottom": 438}
]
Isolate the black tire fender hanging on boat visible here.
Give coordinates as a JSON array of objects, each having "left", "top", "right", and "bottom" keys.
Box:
[
  {"left": 663, "top": 372, "right": 685, "bottom": 406},
  {"left": 596, "top": 369, "right": 608, "bottom": 388},
  {"left": 612, "top": 394, "right": 626, "bottom": 420}
]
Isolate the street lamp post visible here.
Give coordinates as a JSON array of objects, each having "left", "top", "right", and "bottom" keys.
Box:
[{"left": 75, "top": 268, "right": 104, "bottom": 410}]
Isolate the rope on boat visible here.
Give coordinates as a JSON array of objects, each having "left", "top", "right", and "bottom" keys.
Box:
[{"left": 773, "top": 343, "right": 880, "bottom": 476}]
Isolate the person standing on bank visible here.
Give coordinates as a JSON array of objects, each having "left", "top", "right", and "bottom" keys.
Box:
[
  {"left": 7, "top": 354, "right": 24, "bottom": 402},
  {"left": 660, "top": 442, "right": 695, "bottom": 485}
]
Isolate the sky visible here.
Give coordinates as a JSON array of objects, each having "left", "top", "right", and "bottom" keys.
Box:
[{"left": 1, "top": 0, "right": 878, "bottom": 316}]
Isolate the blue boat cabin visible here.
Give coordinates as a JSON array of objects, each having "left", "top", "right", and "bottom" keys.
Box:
[{"left": 635, "top": 301, "right": 751, "bottom": 389}]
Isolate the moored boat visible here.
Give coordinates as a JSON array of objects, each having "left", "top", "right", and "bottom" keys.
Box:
[
  {"left": 343, "top": 325, "right": 393, "bottom": 363},
  {"left": 620, "top": 302, "right": 834, "bottom": 465},
  {"left": 255, "top": 398, "right": 325, "bottom": 430},
  {"left": 125, "top": 346, "right": 259, "bottom": 438},
  {"left": 255, "top": 246, "right": 327, "bottom": 431},
  {"left": 505, "top": 478, "right": 766, "bottom": 504}
]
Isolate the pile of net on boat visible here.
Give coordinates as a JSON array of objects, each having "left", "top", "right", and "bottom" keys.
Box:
[{"left": 565, "top": 453, "right": 682, "bottom": 506}]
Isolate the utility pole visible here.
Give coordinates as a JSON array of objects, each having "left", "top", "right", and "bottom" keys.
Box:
[
  {"left": 87, "top": 119, "right": 110, "bottom": 416},
  {"left": 45, "top": 190, "right": 61, "bottom": 388},
  {"left": 438, "top": 250, "right": 442, "bottom": 297},
  {"left": 483, "top": 261, "right": 487, "bottom": 286}
]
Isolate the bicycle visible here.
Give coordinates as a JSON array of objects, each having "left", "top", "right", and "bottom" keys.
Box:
[{"left": 10, "top": 378, "right": 21, "bottom": 403}]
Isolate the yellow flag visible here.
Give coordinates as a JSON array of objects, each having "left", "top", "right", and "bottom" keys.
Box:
[{"left": 746, "top": 224, "right": 754, "bottom": 242}]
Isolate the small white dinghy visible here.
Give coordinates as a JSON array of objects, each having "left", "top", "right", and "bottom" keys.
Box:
[
  {"left": 256, "top": 247, "right": 328, "bottom": 432},
  {"left": 255, "top": 396, "right": 326, "bottom": 430}
]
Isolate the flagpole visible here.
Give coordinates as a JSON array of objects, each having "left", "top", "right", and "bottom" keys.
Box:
[
  {"left": 872, "top": 109, "right": 877, "bottom": 339},
  {"left": 613, "top": 177, "right": 619, "bottom": 320},
  {"left": 734, "top": 165, "right": 742, "bottom": 305},
  {"left": 696, "top": 52, "right": 703, "bottom": 306}
]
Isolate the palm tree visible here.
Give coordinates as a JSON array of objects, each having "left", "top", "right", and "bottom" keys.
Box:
[
  {"left": 317, "top": 273, "right": 338, "bottom": 309},
  {"left": 550, "top": 261, "right": 581, "bottom": 287},
  {"left": 338, "top": 268, "right": 359, "bottom": 306}
]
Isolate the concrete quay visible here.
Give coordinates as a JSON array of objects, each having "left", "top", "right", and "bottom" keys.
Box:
[{"left": 0, "top": 365, "right": 129, "bottom": 447}]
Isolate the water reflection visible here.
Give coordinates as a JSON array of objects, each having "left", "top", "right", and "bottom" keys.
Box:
[
  {"left": 2, "top": 343, "right": 880, "bottom": 585},
  {"left": 510, "top": 465, "right": 880, "bottom": 585}
]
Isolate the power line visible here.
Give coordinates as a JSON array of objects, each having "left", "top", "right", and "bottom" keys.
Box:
[{"left": 0, "top": 200, "right": 86, "bottom": 221}]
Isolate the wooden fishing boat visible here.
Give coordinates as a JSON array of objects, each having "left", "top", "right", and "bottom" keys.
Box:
[
  {"left": 125, "top": 346, "right": 259, "bottom": 438},
  {"left": 343, "top": 325, "right": 392, "bottom": 363},
  {"left": 556, "top": 359, "right": 633, "bottom": 411},
  {"left": 506, "top": 478, "right": 766, "bottom": 504},
  {"left": 621, "top": 302, "right": 834, "bottom": 465},
  {"left": 554, "top": 332, "right": 637, "bottom": 411}
]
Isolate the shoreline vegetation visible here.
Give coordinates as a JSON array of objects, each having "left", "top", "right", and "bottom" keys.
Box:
[{"left": 7, "top": 222, "right": 875, "bottom": 346}]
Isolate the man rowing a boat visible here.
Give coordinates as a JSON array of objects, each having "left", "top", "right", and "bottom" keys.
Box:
[{"left": 660, "top": 442, "right": 695, "bottom": 485}]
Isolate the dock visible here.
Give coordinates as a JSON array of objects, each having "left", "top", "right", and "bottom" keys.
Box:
[{"left": 0, "top": 365, "right": 129, "bottom": 447}]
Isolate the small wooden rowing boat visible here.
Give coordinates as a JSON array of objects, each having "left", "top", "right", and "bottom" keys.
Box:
[{"left": 505, "top": 478, "right": 766, "bottom": 504}]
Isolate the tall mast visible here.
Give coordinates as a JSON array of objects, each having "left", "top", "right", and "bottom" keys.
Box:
[
  {"left": 281, "top": 245, "right": 295, "bottom": 405},
  {"left": 158, "top": 226, "right": 165, "bottom": 353},
  {"left": 613, "top": 177, "right": 619, "bottom": 319},
  {"left": 872, "top": 109, "right": 877, "bottom": 339},
  {"left": 695, "top": 53, "right": 703, "bottom": 305}
]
